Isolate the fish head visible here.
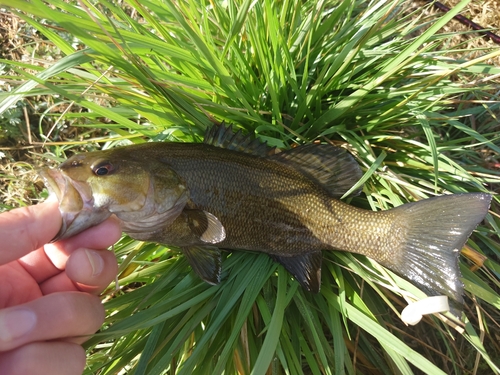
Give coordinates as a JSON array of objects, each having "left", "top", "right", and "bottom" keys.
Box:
[{"left": 39, "top": 148, "right": 188, "bottom": 241}]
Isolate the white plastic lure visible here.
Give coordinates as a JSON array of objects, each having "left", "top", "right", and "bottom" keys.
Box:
[{"left": 401, "top": 296, "right": 450, "bottom": 325}]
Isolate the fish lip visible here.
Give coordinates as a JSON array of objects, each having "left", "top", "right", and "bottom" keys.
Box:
[
  {"left": 38, "top": 167, "right": 111, "bottom": 241},
  {"left": 38, "top": 167, "right": 63, "bottom": 202}
]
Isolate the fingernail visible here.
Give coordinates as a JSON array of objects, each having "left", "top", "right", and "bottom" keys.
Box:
[
  {"left": 85, "top": 249, "right": 104, "bottom": 277},
  {"left": 0, "top": 309, "right": 37, "bottom": 342}
]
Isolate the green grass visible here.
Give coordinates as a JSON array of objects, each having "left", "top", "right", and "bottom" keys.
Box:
[{"left": 1, "top": 0, "right": 500, "bottom": 373}]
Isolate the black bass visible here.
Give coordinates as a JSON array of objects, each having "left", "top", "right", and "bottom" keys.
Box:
[{"left": 39, "top": 124, "right": 491, "bottom": 313}]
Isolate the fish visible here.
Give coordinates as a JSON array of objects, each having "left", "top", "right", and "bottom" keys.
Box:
[{"left": 38, "top": 123, "right": 491, "bottom": 314}]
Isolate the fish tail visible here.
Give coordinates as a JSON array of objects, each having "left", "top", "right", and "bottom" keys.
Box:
[{"left": 384, "top": 193, "right": 491, "bottom": 315}]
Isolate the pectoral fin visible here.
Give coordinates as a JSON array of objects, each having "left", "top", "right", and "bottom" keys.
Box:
[
  {"left": 182, "top": 246, "right": 222, "bottom": 285},
  {"left": 185, "top": 209, "right": 226, "bottom": 244},
  {"left": 271, "top": 252, "right": 323, "bottom": 293}
]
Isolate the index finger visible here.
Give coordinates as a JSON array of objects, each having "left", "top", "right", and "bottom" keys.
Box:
[{"left": 0, "top": 200, "right": 61, "bottom": 265}]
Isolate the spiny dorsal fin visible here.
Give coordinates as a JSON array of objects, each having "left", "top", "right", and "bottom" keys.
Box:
[
  {"left": 271, "top": 251, "right": 323, "bottom": 293},
  {"left": 182, "top": 246, "right": 222, "bottom": 285},
  {"left": 269, "top": 144, "right": 363, "bottom": 198},
  {"left": 204, "top": 122, "right": 277, "bottom": 157}
]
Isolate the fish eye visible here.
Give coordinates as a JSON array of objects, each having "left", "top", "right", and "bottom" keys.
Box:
[{"left": 92, "top": 161, "right": 114, "bottom": 176}]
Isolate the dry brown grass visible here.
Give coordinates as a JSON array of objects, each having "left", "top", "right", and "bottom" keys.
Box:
[{"left": 422, "top": 0, "right": 500, "bottom": 66}]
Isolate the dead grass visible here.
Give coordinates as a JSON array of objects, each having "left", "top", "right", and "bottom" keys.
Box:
[{"left": 421, "top": 0, "right": 500, "bottom": 66}]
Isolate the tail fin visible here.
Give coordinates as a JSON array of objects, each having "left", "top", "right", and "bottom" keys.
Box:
[{"left": 387, "top": 193, "right": 491, "bottom": 316}]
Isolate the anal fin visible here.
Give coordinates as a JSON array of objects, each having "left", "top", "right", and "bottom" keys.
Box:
[
  {"left": 271, "top": 252, "right": 323, "bottom": 293},
  {"left": 182, "top": 246, "right": 222, "bottom": 285}
]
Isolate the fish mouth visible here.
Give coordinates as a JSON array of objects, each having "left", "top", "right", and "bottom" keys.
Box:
[{"left": 38, "top": 167, "right": 112, "bottom": 241}]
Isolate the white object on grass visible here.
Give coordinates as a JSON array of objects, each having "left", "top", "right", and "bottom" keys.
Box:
[{"left": 401, "top": 296, "right": 450, "bottom": 325}]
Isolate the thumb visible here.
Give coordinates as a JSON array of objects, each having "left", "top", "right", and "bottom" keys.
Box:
[{"left": 0, "top": 199, "right": 61, "bottom": 265}]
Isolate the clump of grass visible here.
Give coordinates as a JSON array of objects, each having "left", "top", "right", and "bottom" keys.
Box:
[{"left": 1, "top": 0, "right": 499, "bottom": 374}]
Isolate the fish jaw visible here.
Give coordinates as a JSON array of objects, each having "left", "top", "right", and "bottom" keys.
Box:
[{"left": 38, "top": 167, "right": 112, "bottom": 241}]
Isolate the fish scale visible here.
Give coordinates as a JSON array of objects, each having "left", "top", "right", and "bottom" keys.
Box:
[{"left": 156, "top": 144, "right": 360, "bottom": 254}]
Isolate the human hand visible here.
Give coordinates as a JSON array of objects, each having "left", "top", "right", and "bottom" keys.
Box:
[{"left": 0, "top": 198, "right": 122, "bottom": 375}]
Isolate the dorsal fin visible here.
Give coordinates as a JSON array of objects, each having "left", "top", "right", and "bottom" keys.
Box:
[
  {"left": 204, "top": 122, "right": 276, "bottom": 157},
  {"left": 268, "top": 144, "right": 363, "bottom": 198}
]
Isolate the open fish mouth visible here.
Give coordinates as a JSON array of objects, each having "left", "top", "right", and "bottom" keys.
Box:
[{"left": 38, "top": 167, "right": 112, "bottom": 241}]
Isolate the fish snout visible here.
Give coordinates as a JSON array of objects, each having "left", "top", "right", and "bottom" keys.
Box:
[{"left": 38, "top": 167, "right": 112, "bottom": 241}]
